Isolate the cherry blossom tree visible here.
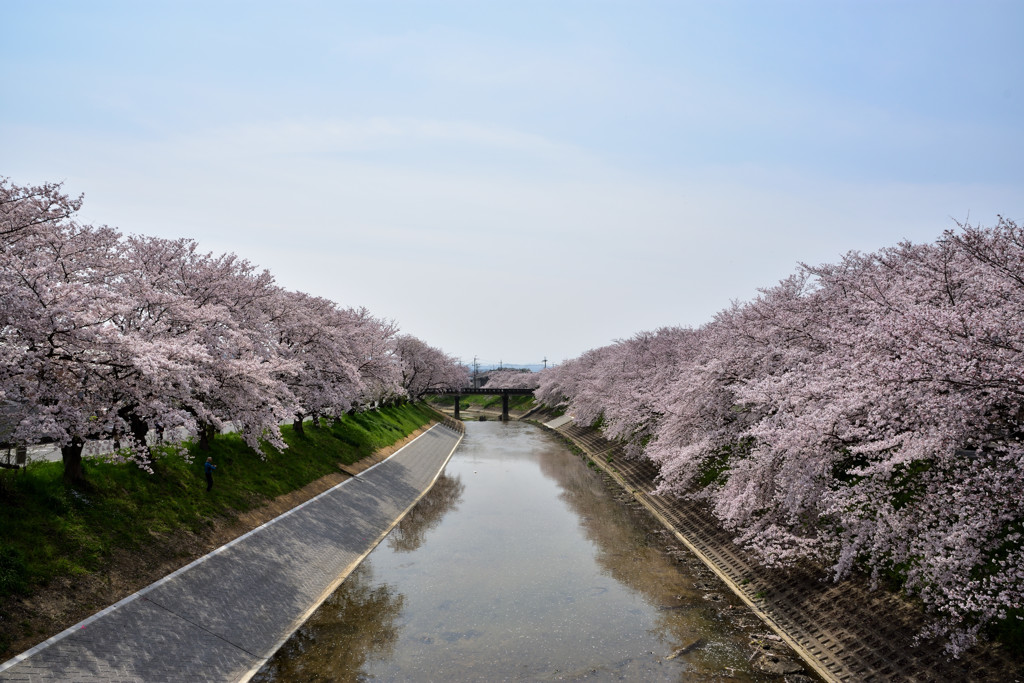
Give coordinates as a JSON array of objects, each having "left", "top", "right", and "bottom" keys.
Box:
[
  {"left": 160, "top": 247, "right": 297, "bottom": 452},
  {"left": 342, "top": 307, "right": 403, "bottom": 408},
  {"left": 109, "top": 235, "right": 218, "bottom": 450},
  {"left": 393, "top": 335, "right": 468, "bottom": 401},
  {"left": 481, "top": 369, "right": 539, "bottom": 390},
  {"left": 0, "top": 177, "right": 82, "bottom": 238},
  {"left": 0, "top": 198, "right": 138, "bottom": 481},
  {"left": 264, "top": 289, "right": 367, "bottom": 433}
]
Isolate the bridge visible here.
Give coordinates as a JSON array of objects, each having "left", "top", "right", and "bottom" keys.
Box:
[{"left": 424, "top": 387, "right": 534, "bottom": 421}]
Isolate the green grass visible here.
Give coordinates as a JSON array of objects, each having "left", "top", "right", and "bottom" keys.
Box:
[
  {"left": 0, "top": 403, "right": 435, "bottom": 607},
  {"left": 693, "top": 438, "right": 756, "bottom": 489}
]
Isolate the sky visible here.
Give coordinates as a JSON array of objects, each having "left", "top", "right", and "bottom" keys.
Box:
[{"left": 3, "top": 1, "right": 1022, "bottom": 367}]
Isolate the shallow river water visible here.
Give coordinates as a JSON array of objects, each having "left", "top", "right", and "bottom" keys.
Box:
[{"left": 254, "top": 421, "right": 806, "bottom": 682}]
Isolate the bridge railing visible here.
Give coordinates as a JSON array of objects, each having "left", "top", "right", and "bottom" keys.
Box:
[{"left": 424, "top": 387, "right": 535, "bottom": 395}]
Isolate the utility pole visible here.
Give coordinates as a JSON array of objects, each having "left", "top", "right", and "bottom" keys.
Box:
[{"left": 543, "top": 357, "right": 547, "bottom": 369}]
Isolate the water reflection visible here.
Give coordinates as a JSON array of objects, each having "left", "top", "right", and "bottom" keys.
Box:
[
  {"left": 253, "top": 562, "right": 403, "bottom": 682},
  {"left": 535, "top": 437, "right": 759, "bottom": 675},
  {"left": 257, "top": 422, "right": 804, "bottom": 681},
  {"left": 387, "top": 473, "right": 466, "bottom": 554}
]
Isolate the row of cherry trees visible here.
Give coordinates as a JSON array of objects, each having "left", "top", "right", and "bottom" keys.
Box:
[
  {"left": 535, "top": 220, "right": 1024, "bottom": 653},
  {"left": 0, "top": 178, "right": 467, "bottom": 481},
  {"left": 480, "top": 368, "right": 540, "bottom": 390}
]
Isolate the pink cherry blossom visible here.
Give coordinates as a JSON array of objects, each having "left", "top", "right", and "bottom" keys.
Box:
[
  {"left": 1, "top": 178, "right": 465, "bottom": 478},
  {"left": 539, "top": 218, "right": 1024, "bottom": 653}
]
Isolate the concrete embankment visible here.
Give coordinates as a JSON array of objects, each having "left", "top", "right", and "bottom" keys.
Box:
[
  {"left": 539, "top": 413, "right": 1021, "bottom": 683},
  {"left": 0, "top": 422, "right": 464, "bottom": 683}
]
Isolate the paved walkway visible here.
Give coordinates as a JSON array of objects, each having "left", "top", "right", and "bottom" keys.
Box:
[{"left": 0, "top": 423, "right": 464, "bottom": 683}]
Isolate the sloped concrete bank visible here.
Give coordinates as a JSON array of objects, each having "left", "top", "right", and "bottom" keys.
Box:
[
  {"left": 0, "top": 421, "right": 464, "bottom": 683},
  {"left": 537, "top": 412, "right": 1021, "bottom": 683}
]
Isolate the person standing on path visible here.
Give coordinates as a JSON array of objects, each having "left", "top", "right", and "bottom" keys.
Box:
[{"left": 205, "top": 456, "right": 216, "bottom": 491}]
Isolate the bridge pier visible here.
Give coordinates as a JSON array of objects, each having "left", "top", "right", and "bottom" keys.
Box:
[{"left": 424, "top": 387, "right": 533, "bottom": 422}]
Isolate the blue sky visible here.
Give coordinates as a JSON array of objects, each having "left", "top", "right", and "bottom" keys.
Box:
[{"left": 3, "top": 1, "right": 1022, "bottom": 366}]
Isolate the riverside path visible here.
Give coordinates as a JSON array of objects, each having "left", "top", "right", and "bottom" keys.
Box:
[{"left": 0, "top": 422, "right": 464, "bottom": 683}]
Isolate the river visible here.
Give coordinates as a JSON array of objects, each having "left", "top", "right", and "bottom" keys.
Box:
[{"left": 253, "top": 421, "right": 809, "bottom": 681}]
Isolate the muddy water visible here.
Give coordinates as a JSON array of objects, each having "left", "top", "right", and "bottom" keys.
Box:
[{"left": 254, "top": 422, "right": 804, "bottom": 682}]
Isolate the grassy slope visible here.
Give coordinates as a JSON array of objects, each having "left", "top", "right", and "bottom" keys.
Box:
[{"left": 0, "top": 403, "right": 436, "bottom": 655}]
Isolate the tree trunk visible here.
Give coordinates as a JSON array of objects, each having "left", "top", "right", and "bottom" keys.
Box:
[
  {"left": 62, "top": 437, "right": 85, "bottom": 484},
  {"left": 198, "top": 422, "right": 214, "bottom": 451},
  {"left": 293, "top": 412, "right": 305, "bottom": 435},
  {"left": 128, "top": 412, "right": 149, "bottom": 447},
  {"left": 311, "top": 412, "right": 321, "bottom": 429}
]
